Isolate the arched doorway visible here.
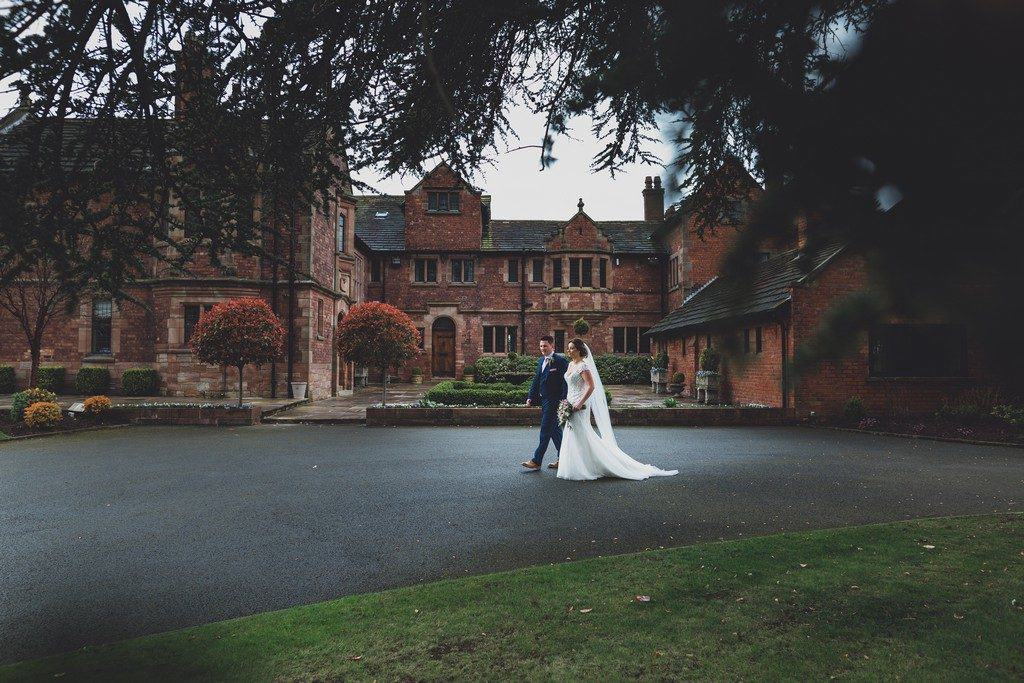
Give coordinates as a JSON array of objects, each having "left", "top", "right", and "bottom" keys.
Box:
[{"left": 431, "top": 317, "right": 456, "bottom": 377}]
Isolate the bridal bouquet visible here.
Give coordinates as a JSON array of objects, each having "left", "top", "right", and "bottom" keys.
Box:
[{"left": 557, "top": 399, "right": 575, "bottom": 427}]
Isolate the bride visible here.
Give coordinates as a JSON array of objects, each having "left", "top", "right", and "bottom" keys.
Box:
[{"left": 557, "top": 338, "right": 679, "bottom": 481}]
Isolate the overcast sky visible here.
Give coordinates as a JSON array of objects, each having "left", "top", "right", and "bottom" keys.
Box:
[{"left": 0, "top": 89, "right": 674, "bottom": 221}]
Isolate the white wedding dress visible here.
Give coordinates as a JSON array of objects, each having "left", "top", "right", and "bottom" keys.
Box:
[{"left": 557, "top": 346, "right": 679, "bottom": 481}]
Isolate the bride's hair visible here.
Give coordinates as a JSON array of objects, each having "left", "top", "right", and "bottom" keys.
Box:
[{"left": 568, "top": 337, "right": 589, "bottom": 357}]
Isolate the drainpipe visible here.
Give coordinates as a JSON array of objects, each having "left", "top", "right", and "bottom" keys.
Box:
[
  {"left": 520, "top": 252, "right": 527, "bottom": 352},
  {"left": 659, "top": 254, "right": 667, "bottom": 315},
  {"left": 780, "top": 322, "right": 789, "bottom": 410}
]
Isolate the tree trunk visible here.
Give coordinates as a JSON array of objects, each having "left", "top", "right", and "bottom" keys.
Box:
[
  {"left": 29, "top": 345, "right": 40, "bottom": 389},
  {"left": 237, "top": 364, "right": 245, "bottom": 407},
  {"left": 380, "top": 365, "right": 387, "bottom": 406}
]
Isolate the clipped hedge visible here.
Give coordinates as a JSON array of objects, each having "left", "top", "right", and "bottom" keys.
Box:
[
  {"left": 75, "top": 366, "right": 111, "bottom": 395},
  {"left": 10, "top": 387, "right": 58, "bottom": 421},
  {"left": 121, "top": 368, "right": 159, "bottom": 396},
  {"left": 592, "top": 354, "right": 652, "bottom": 385},
  {"left": 424, "top": 379, "right": 612, "bottom": 407},
  {"left": 473, "top": 354, "right": 540, "bottom": 383},
  {"left": 36, "top": 366, "right": 66, "bottom": 394},
  {"left": 426, "top": 380, "right": 530, "bottom": 406},
  {"left": 0, "top": 365, "right": 15, "bottom": 394}
]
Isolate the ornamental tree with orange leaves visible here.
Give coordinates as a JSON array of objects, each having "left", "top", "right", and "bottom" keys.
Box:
[
  {"left": 189, "top": 297, "right": 285, "bottom": 406},
  {"left": 336, "top": 302, "right": 420, "bottom": 406}
]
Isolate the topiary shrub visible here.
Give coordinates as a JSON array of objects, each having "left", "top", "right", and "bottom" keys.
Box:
[
  {"left": 572, "top": 317, "right": 590, "bottom": 336},
  {"left": 36, "top": 366, "right": 65, "bottom": 394},
  {"left": 410, "top": 367, "right": 423, "bottom": 376},
  {"left": 83, "top": 395, "right": 112, "bottom": 416},
  {"left": 75, "top": 367, "right": 111, "bottom": 395},
  {"left": 23, "top": 401, "right": 62, "bottom": 429},
  {"left": 843, "top": 397, "right": 866, "bottom": 423},
  {"left": 0, "top": 365, "right": 16, "bottom": 394},
  {"left": 672, "top": 372, "right": 685, "bottom": 384},
  {"left": 10, "top": 387, "right": 58, "bottom": 421},
  {"left": 121, "top": 368, "right": 159, "bottom": 396}
]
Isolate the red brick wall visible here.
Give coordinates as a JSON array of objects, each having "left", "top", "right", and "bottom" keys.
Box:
[
  {"left": 791, "top": 251, "right": 993, "bottom": 417},
  {"left": 404, "top": 163, "right": 483, "bottom": 251}
]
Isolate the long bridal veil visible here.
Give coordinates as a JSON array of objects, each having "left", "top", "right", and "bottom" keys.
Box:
[{"left": 581, "top": 343, "right": 618, "bottom": 448}]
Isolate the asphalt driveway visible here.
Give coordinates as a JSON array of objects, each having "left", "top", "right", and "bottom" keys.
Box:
[{"left": 1, "top": 424, "right": 1021, "bottom": 663}]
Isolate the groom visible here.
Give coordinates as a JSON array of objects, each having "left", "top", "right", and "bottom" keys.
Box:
[{"left": 522, "top": 334, "right": 569, "bottom": 471}]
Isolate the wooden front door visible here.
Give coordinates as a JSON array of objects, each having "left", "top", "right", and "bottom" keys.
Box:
[{"left": 431, "top": 318, "right": 456, "bottom": 376}]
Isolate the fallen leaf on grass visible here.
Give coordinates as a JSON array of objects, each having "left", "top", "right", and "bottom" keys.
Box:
[
  {"left": 799, "top": 563, "right": 808, "bottom": 568},
  {"left": 634, "top": 595, "right": 651, "bottom": 603},
  {"left": 579, "top": 608, "right": 593, "bottom": 613},
  {"left": 347, "top": 655, "right": 362, "bottom": 661},
  {"left": 922, "top": 544, "right": 936, "bottom": 550},
  {"left": 953, "top": 613, "right": 965, "bottom": 620}
]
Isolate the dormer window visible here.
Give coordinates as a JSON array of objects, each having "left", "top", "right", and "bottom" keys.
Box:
[{"left": 427, "top": 191, "right": 460, "bottom": 213}]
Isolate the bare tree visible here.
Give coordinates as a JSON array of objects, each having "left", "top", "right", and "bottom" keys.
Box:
[{"left": 0, "top": 251, "right": 80, "bottom": 388}]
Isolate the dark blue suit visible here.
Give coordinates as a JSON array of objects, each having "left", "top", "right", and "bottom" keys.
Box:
[{"left": 528, "top": 353, "right": 569, "bottom": 465}]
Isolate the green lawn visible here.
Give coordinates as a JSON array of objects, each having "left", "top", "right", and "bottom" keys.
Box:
[{"left": 4, "top": 514, "right": 1022, "bottom": 681}]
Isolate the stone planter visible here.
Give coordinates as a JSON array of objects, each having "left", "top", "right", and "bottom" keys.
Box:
[
  {"left": 411, "top": 374, "right": 423, "bottom": 385},
  {"left": 650, "top": 367, "right": 668, "bottom": 394},
  {"left": 463, "top": 374, "right": 475, "bottom": 384},
  {"left": 695, "top": 372, "right": 720, "bottom": 404},
  {"left": 290, "top": 381, "right": 307, "bottom": 399}
]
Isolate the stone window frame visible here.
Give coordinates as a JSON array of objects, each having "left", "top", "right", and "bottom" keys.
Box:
[
  {"left": 426, "top": 190, "right": 461, "bottom": 214},
  {"left": 612, "top": 326, "right": 652, "bottom": 355},
  {"left": 183, "top": 302, "right": 215, "bottom": 348},
  {"left": 506, "top": 258, "right": 520, "bottom": 283},
  {"left": 530, "top": 257, "right": 545, "bottom": 284},
  {"left": 412, "top": 257, "right": 439, "bottom": 284},
  {"left": 449, "top": 257, "right": 476, "bottom": 284},
  {"left": 482, "top": 325, "right": 518, "bottom": 355},
  {"left": 668, "top": 255, "right": 681, "bottom": 289},
  {"left": 90, "top": 298, "right": 114, "bottom": 355}
]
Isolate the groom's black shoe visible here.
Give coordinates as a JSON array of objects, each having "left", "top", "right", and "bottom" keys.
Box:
[{"left": 522, "top": 460, "right": 541, "bottom": 470}]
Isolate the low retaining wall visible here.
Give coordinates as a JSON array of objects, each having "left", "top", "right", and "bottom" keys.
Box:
[
  {"left": 366, "top": 406, "right": 794, "bottom": 427},
  {"left": 109, "top": 405, "right": 262, "bottom": 426}
]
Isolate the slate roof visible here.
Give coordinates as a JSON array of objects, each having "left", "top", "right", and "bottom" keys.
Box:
[
  {"left": 646, "top": 243, "right": 846, "bottom": 335},
  {"left": 353, "top": 195, "right": 664, "bottom": 254},
  {"left": 483, "top": 219, "right": 663, "bottom": 253},
  {"left": 0, "top": 109, "right": 160, "bottom": 172},
  {"left": 354, "top": 195, "right": 406, "bottom": 251}
]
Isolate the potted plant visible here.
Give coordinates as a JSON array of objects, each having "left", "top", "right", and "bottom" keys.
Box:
[
  {"left": 696, "top": 347, "right": 721, "bottom": 404},
  {"left": 410, "top": 366, "right": 423, "bottom": 385},
  {"left": 668, "top": 371, "right": 685, "bottom": 395},
  {"left": 462, "top": 363, "right": 476, "bottom": 384},
  {"left": 572, "top": 317, "right": 590, "bottom": 336},
  {"left": 650, "top": 351, "right": 669, "bottom": 393}
]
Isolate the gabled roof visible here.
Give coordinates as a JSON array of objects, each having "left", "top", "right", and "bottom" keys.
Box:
[
  {"left": 354, "top": 195, "right": 406, "bottom": 251},
  {"left": 647, "top": 243, "right": 846, "bottom": 335}
]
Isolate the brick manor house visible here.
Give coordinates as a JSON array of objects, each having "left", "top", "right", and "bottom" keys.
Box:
[{"left": 1, "top": 101, "right": 994, "bottom": 414}]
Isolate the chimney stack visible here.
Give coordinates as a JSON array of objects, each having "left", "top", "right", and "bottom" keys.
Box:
[
  {"left": 174, "top": 32, "right": 210, "bottom": 118},
  {"left": 643, "top": 175, "right": 665, "bottom": 221}
]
